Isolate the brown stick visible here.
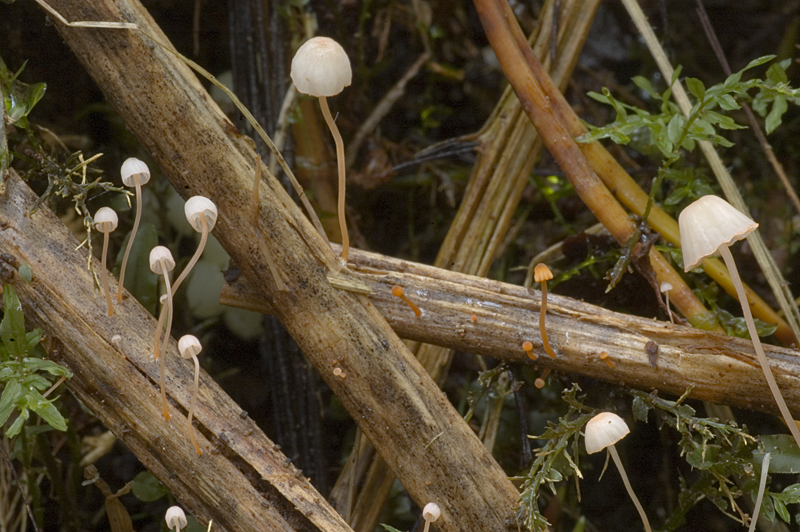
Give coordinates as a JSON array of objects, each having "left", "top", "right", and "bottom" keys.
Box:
[
  {"left": 223, "top": 244, "right": 800, "bottom": 417},
  {"left": 38, "top": 1, "right": 521, "bottom": 530},
  {"left": 473, "top": 0, "right": 717, "bottom": 332},
  {"left": 483, "top": 0, "right": 794, "bottom": 344},
  {"left": 0, "top": 170, "right": 345, "bottom": 532}
]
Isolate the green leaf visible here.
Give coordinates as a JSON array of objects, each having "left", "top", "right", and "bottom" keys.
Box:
[
  {"left": 742, "top": 55, "right": 776, "bottom": 72},
  {"left": 632, "top": 395, "right": 650, "bottom": 422},
  {"left": 685, "top": 78, "right": 706, "bottom": 102},
  {"left": 18, "top": 264, "right": 31, "bottom": 284},
  {"left": 24, "top": 388, "right": 67, "bottom": 431},
  {"left": 717, "top": 94, "right": 740, "bottom": 111},
  {"left": 6, "top": 407, "right": 28, "bottom": 437},
  {"left": 765, "top": 95, "right": 787, "bottom": 134},
  {"left": 0, "top": 379, "right": 22, "bottom": 426},
  {"left": 131, "top": 471, "right": 168, "bottom": 502},
  {"left": 758, "top": 435, "right": 800, "bottom": 473},
  {"left": 21, "top": 358, "right": 71, "bottom": 377},
  {"left": 632, "top": 76, "right": 660, "bottom": 99},
  {"left": 0, "top": 285, "right": 27, "bottom": 360},
  {"left": 666, "top": 114, "right": 684, "bottom": 145},
  {"left": 773, "top": 497, "right": 791, "bottom": 523}
]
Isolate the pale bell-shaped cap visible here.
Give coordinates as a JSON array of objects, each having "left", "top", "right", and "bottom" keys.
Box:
[
  {"left": 291, "top": 36, "right": 352, "bottom": 97},
  {"left": 149, "top": 246, "right": 175, "bottom": 274},
  {"left": 534, "top": 263, "right": 553, "bottom": 283},
  {"left": 585, "top": 412, "right": 630, "bottom": 454},
  {"left": 678, "top": 195, "right": 758, "bottom": 272},
  {"left": 660, "top": 281, "right": 673, "bottom": 293},
  {"left": 94, "top": 207, "right": 118, "bottom": 232},
  {"left": 184, "top": 196, "right": 218, "bottom": 232},
  {"left": 178, "top": 334, "right": 202, "bottom": 360},
  {"left": 121, "top": 157, "right": 151, "bottom": 186},
  {"left": 165, "top": 506, "right": 187, "bottom": 530},
  {"left": 422, "top": 502, "right": 441, "bottom": 522}
]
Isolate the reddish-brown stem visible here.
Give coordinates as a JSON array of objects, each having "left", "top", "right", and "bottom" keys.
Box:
[
  {"left": 474, "top": 0, "right": 718, "bottom": 331},
  {"left": 493, "top": 0, "right": 795, "bottom": 344},
  {"left": 392, "top": 285, "right": 422, "bottom": 317},
  {"left": 538, "top": 282, "right": 557, "bottom": 359},
  {"left": 318, "top": 95, "right": 350, "bottom": 263}
]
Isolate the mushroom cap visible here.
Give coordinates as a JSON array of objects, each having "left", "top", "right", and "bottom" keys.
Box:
[
  {"left": 184, "top": 196, "right": 218, "bottom": 232},
  {"left": 659, "top": 281, "right": 673, "bottom": 293},
  {"left": 121, "top": 157, "right": 151, "bottom": 186},
  {"left": 678, "top": 195, "right": 758, "bottom": 272},
  {"left": 178, "top": 334, "right": 202, "bottom": 360},
  {"left": 165, "top": 506, "right": 187, "bottom": 530},
  {"left": 422, "top": 502, "right": 441, "bottom": 522},
  {"left": 149, "top": 246, "right": 175, "bottom": 273},
  {"left": 290, "top": 36, "right": 352, "bottom": 97},
  {"left": 94, "top": 207, "right": 118, "bottom": 232},
  {"left": 534, "top": 263, "right": 553, "bottom": 283},
  {"left": 585, "top": 412, "right": 630, "bottom": 454}
]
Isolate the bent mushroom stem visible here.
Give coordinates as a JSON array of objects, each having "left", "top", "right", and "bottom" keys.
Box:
[
  {"left": 159, "top": 273, "right": 174, "bottom": 421},
  {"left": 608, "top": 444, "right": 652, "bottom": 532},
  {"left": 719, "top": 244, "right": 800, "bottom": 448},
  {"left": 318, "top": 95, "right": 350, "bottom": 263},
  {"left": 117, "top": 179, "right": 142, "bottom": 302}
]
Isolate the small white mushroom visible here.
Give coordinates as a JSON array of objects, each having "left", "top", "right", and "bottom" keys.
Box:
[
  {"left": 680, "top": 195, "right": 800, "bottom": 450},
  {"left": 116, "top": 157, "right": 151, "bottom": 303},
  {"left": 150, "top": 246, "right": 175, "bottom": 421},
  {"left": 153, "top": 196, "right": 218, "bottom": 362},
  {"left": 585, "top": 412, "right": 651, "bottom": 532},
  {"left": 94, "top": 207, "right": 118, "bottom": 317},
  {"left": 421, "top": 502, "right": 441, "bottom": 532},
  {"left": 178, "top": 334, "right": 203, "bottom": 455},
  {"left": 659, "top": 281, "right": 674, "bottom": 326},
  {"left": 165, "top": 506, "right": 187, "bottom": 532},
  {"left": 291, "top": 36, "right": 353, "bottom": 263}
]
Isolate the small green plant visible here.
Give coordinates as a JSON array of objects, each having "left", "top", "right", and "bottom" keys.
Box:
[
  {"left": 514, "top": 385, "right": 795, "bottom": 532},
  {"left": 0, "top": 285, "right": 72, "bottom": 437}
]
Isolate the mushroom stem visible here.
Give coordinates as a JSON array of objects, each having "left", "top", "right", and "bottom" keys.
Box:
[
  {"left": 392, "top": 285, "right": 422, "bottom": 317},
  {"left": 159, "top": 271, "right": 174, "bottom": 421},
  {"left": 749, "top": 452, "right": 770, "bottom": 532},
  {"left": 173, "top": 214, "right": 208, "bottom": 294},
  {"left": 100, "top": 230, "right": 113, "bottom": 317},
  {"left": 117, "top": 178, "right": 142, "bottom": 303},
  {"left": 608, "top": 444, "right": 651, "bottom": 532},
  {"left": 718, "top": 244, "right": 800, "bottom": 449},
  {"left": 538, "top": 280, "right": 557, "bottom": 359},
  {"left": 187, "top": 353, "right": 201, "bottom": 455},
  {"left": 318, "top": 95, "right": 350, "bottom": 263}
]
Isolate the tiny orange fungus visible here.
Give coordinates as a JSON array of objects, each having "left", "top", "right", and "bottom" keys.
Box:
[{"left": 391, "top": 285, "right": 422, "bottom": 317}]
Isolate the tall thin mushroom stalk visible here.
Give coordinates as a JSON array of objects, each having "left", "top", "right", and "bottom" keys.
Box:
[
  {"left": 150, "top": 245, "right": 176, "bottom": 420},
  {"left": 117, "top": 157, "right": 151, "bottom": 303},
  {"left": 94, "top": 207, "right": 118, "bottom": 317},
  {"left": 290, "top": 36, "right": 353, "bottom": 263},
  {"left": 680, "top": 194, "right": 800, "bottom": 449},
  {"left": 154, "top": 196, "right": 217, "bottom": 356},
  {"left": 178, "top": 334, "right": 203, "bottom": 455}
]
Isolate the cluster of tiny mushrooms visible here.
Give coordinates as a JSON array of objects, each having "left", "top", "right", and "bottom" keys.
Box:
[{"left": 72, "top": 24, "right": 789, "bottom": 528}]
